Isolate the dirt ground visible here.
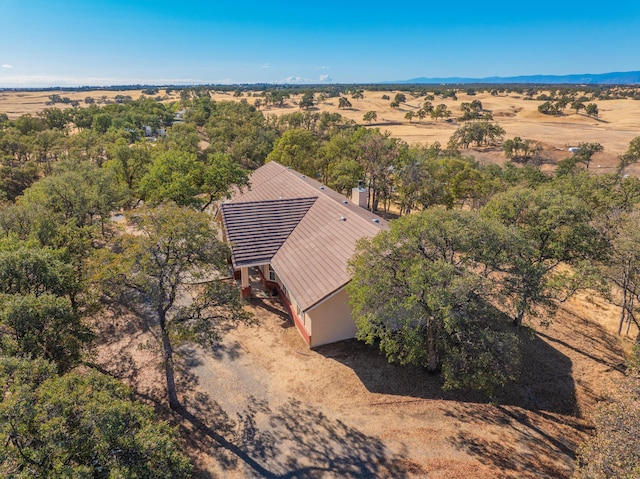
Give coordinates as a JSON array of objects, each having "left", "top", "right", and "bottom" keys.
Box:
[{"left": 93, "top": 283, "right": 635, "bottom": 478}]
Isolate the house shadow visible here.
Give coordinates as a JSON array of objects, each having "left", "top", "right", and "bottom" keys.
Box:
[
  {"left": 315, "top": 326, "right": 579, "bottom": 416},
  {"left": 176, "top": 391, "right": 423, "bottom": 479}
]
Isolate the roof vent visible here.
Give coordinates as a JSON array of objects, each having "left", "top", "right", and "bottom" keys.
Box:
[
  {"left": 320, "top": 186, "right": 325, "bottom": 190},
  {"left": 372, "top": 218, "right": 380, "bottom": 223},
  {"left": 287, "top": 166, "right": 291, "bottom": 170},
  {"left": 342, "top": 200, "right": 348, "bottom": 204},
  {"left": 301, "top": 175, "right": 306, "bottom": 178},
  {"left": 339, "top": 216, "right": 346, "bottom": 222}
]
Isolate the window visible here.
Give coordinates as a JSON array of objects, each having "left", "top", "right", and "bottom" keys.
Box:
[{"left": 268, "top": 265, "right": 276, "bottom": 282}]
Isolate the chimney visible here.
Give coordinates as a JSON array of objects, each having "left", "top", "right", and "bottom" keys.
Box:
[{"left": 351, "top": 180, "right": 368, "bottom": 209}]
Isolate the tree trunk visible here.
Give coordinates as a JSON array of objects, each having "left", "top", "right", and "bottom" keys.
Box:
[
  {"left": 513, "top": 304, "right": 525, "bottom": 327},
  {"left": 160, "top": 319, "right": 180, "bottom": 410},
  {"left": 619, "top": 286, "right": 628, "bottom": 335},
  {"left": 426, "top": 319, "right": 438, "bottom": 373},
  {"left": 625, "top": 295, "right": 635, "bottom": 336},
  {"left": 618, "top": 262, "right": 629, "bottom": 335}
]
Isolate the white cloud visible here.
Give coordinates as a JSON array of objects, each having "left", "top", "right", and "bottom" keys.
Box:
[
  {"left": 319, "top": 74, "right": 331, "bottom": 82},
  {"left": 2, "top": 64, "right": 13, "bottom": 69},
  {"left": 0, "top": 75, "right": 205, "bottom": 88},
  {"left": 316, "top": 65, "right": 330, "bottom": 70},
  {"left": 261, "top": 63, "right": 270, "bottom": 69}
]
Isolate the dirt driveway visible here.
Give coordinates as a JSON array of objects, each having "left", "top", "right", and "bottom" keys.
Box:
[{"left": 95, "top": 293, "right": 629, "bottom": 479}]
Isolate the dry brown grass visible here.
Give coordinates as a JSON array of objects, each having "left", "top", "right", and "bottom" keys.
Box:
[
  {"left": 2, "top": 87, "right": 639, "bottom": 174},
  {"left": 92, "top": 286, "right": 631, "bottom": 478}
]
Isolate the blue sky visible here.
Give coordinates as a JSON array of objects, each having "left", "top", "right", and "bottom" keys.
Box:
[{"left": 1, "top": 0, "right": 639, "bottom": 87}]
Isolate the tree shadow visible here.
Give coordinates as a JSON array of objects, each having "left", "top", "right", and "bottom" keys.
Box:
[
  {"left": 316, "top": 327, "right": 578, "bottom": 416},
  {"left": 177, "top": 391, "right": 423, "bottom": 479},
  {"left": 445, "top": 403, "right": 591, "bottom": 479}
]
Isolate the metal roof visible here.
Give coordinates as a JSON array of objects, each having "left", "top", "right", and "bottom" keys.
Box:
[{"left": 219, "top": 161, "right": 388, "bottom": 311}]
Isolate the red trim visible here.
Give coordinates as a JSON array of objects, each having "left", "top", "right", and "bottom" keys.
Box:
[
  {"left": 257, "top": 266, "right": 311, "bottom": 346},
  {"left": 241, "top": 286, "right": 252, "bottom": 298}
]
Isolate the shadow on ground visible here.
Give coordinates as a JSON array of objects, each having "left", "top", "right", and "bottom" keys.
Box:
[
  {"left": 316, "top": 328, "right": 579, "bottom": 415},
  {"left": 444, "top": 402, "right": 591, "bottom": 479},
  {"left": 177, "top": 392, "right": 423, "bottom": 479}
]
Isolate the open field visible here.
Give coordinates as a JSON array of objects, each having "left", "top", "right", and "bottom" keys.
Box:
[
  {"left": 2, "top": 88, "right": 639, "bottom": 176},
  {"left": 94, "top": 283, "right": 636, "bottom": 478}
]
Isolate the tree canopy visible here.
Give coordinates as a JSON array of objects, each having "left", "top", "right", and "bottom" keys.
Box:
[
  {"left": 94, "top": 204, "right": 251, "bottom": 409},
  {"left": 0, "top": 357, "right": 192, "bottom": 478},
  {"left": 348, "top": 208, "right": 521, "bottom": 395}
]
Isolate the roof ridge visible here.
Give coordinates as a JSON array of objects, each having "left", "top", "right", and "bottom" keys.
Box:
[{"left": 265, "top": 162, "right": 388, "bottom": 228}]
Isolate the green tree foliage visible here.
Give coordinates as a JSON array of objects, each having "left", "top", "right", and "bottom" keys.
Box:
[
  {"left": 448, "top": 121, "right": 505, "bottom": 149},
  {"left": 105, "top": 138, "right": 152, "bottom": 193},
  {"left": 0, "top": 294, "right": 90, "bottom": 373},
  {"left": 299, "top": 92, "right": 315, "bottom": 110},
  {"left": 574, "top": 142, "right": 604, "bottom": 169},
  {"left": 585, "top": 103, "right": 599, "bottom": 117},
  {"left": 265, "top": 128, "right": 319, "bottom": 177},
  {"left": 393, "top": 92, "right": 406, "bottom": 104},
  {"left": 502, "top": 137, "right": 542, "bottom": 162},
  {"left": 21, "top": 160, "right": 129, "bottom": 230},
  {"left": 482, "top": 184, "right": 608, "bottom": 325},
  {"left": 273, "top": 111, "right": 351, "bottom": 140},
  {"left": 357, "top": 130, "right": 402, "bottom": 213},
  {"left": 430, "top": 104, "right": 451, "bottom": 121},
  {"left": 338, "top": 97, "right": 352, "bottom": 109},
  {"left": 0, "top": 242, "right": 92, "bottom": 372},
  {"left": 0, "top": 162, "right": 39, "bottom": 201},
  {"left": 0, "top": 357, "right": 192, "bottom": 478},
  {"left": 571, "top": 99, "right": 586, "bottom": 114},
  {"left": 94, "top": 204, "right": 252, "bottom": 409},
  {"left": 138, "top": 151, "right": 202, "bottom": 206},
  {"left": 347, "top": 208, "right": 520, "bottom": 395},
  {"left": 138, "top": 151, "right": 248, "bottom": 211},
  {"left": 604, "top": 209, "right": 640, "bottom": 339},
  {"left": 363, "top": 111, "right": 377, "bottom": 124},
  {"left": 538, "top": 101, "right": 560, "bottom": 116},
  {"left": 38, "top": 108, "right": 71, "bottom": 131},
  {"left": 404, "top": 111, "right": 415, "bottom": 123},
  {"left": 199, "top": 99, "right": 277, "bottom": 169},
  {"left": 458, "top": 100, "right": 488, "bottom": 121},
  {"left": 617, "top": 136, "right": 640, "bottom": 176},
  {"left": 317, "top": 129, "right": 366, "bottom": 191}
]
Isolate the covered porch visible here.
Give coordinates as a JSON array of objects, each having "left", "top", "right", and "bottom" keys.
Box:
[{"left": 235, "top": 265, "right": 311, "bottom": 346}]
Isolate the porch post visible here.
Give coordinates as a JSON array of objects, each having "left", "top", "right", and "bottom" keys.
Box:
[{"left": 240, "top": 267, "right": 251, "bottom": 298}]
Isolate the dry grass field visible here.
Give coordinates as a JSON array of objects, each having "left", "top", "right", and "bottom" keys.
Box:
[
  {"left": 93, "top": 286, "right": 636, "bottom": 479},
  {"left": 2, "top": 88, "right": 639, "bottom": 176},
  {"left": 214, "top": 89, "right": 640, "bottom": 175}
]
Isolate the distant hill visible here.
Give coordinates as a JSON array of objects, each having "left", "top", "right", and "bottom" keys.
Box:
[{"left": 393, "top": 71, "right": 640, "bottom": 85}]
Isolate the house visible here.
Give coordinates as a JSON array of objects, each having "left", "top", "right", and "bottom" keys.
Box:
[{"left": 216, "top": 161, "right": 388, "bottom": 347}]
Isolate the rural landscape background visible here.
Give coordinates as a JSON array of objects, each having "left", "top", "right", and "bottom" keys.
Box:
[
  {"left": 1, "top": 82, "right": 639, "bottom": 478},
  {"left": 2, "top": 0, "right": 640, "bottom": 477}
]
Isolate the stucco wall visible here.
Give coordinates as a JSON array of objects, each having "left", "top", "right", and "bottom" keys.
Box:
[{"left": 306, "top": 288, "right": 356, "bottom": 347}]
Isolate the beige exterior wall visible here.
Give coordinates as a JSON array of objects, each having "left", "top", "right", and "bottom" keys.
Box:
[
  {"left": 306, "top": 288, "right": 356, "bottom": 348},
  {"left": 260, "top": 263, "right": 355, "bottom": 347}
]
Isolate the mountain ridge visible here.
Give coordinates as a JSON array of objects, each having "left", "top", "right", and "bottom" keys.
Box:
[{"left": 391, "top": 71, "right": 640, "bottom": 85}]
